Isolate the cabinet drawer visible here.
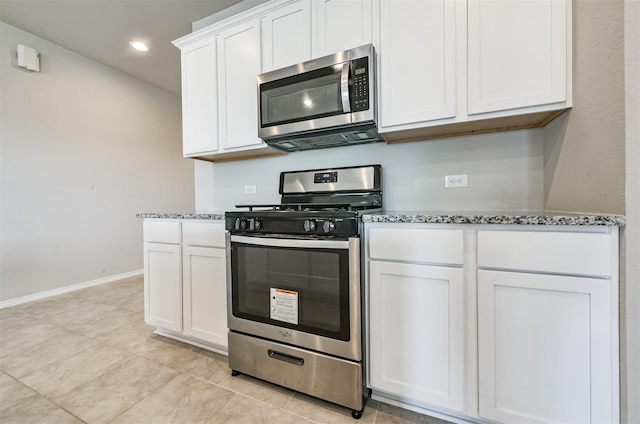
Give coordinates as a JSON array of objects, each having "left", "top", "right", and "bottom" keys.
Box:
[
  {"left": 182, "top": 222, "right": 226, "bottom": 247},
  {"left": 143, "top": 221, "right": 181, "bottom": 244},
  {"left": 368, "top": 228, "right": 464, "bottom": 265},
  {"left": 477, "top": 231, "right": 613, "bottom": 277}
]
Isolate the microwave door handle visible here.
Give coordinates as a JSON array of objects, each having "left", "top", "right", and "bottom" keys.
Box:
[{"left": 340, "top": 63, "right": 351, "bottom": 113}]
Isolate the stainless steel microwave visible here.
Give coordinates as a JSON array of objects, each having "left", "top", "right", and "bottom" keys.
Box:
[{"left": 257, "top": 44, "right": 383, "bottom": 152}]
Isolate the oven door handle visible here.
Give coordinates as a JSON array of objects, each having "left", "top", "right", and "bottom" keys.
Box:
[{"left": 231, "top": 235, "right": 351, "bottom": 249}]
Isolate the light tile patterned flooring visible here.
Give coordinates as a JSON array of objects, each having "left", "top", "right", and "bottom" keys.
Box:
[{"left": 0, "top": 276, "right": 451, "bottom": 424}]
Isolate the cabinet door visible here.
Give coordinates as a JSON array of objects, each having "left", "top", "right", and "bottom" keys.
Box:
[
  {"left": 378, "top": 0, "right": 457, "bottom": 128},
  {"left": 262, "top": 0, "right": 311, "bottom": 72},
  {"left": 144, "top": 242, "right": 182, "bottom": 332},
  {"left": 369, "top": 261, "right": 464, "bottom": 411},
  {"left": 313, "top": 0, "right": 372, "bottom": 57},
  {"left": 217, "top": 18, "right": 264, "bottom": 151},
  {"left": 477, "top": 270, "right": 615, "bottom": 423},
  {"left": 182, "top": 245, "right": 228, "bottom": 348},
  {"left": 180, "top": 36, "right": 218, "bottom": 155},
  {"left": 467, "top": 0, "right": 568, "bottom": 114}
]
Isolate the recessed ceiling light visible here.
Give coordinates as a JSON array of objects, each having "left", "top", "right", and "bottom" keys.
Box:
[{"left": 129, "top": 41, "right": 149, "bottom": 52}]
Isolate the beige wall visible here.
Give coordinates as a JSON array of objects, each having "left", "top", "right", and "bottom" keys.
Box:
[
  {"left": 540, "top": 2, "right": 636, "bottom": 419},
  {"left": 543, "top": 0, "right": 625, "bottom": 214},
  {"left": 0, "top": 22, "right": 195, "bottom": 302},
  {"left": 622, "top": 0, "right": 639, "bottom": 422}
]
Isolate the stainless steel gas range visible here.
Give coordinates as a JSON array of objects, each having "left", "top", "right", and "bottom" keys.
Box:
[{"left": 225, "top": 164, "right": 382, "bottom": 419}]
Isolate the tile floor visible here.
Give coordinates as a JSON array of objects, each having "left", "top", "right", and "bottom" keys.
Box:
[{"left": 0, "top": 275, "right": 451, "bottom": 424}]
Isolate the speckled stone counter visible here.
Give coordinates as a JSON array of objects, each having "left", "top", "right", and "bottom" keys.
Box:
[
  {"left": 138, "top": 211, "right": 626, "bottom": 226},
  {"left": 136, "top": 213, "right": 225, "bottom": 221},
  {"left": 362, "top": 211, "right": 626, "bottom": 226}
]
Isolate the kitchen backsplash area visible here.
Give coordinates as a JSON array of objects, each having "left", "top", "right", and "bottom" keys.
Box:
[{"left": 195, "top": 128, "right": 544, "bottom": 213}]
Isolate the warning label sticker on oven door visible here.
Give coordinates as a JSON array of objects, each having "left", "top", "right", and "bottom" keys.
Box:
[{"left": 270, "top": 288, "right": 298, "bottom": 325}]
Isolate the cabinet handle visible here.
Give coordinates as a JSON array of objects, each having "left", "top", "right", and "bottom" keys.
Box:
[{"left": 268, "top": 349, "right": 304, "bottom": 366}]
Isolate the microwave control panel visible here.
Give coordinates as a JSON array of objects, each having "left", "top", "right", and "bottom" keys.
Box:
[{"left": 351, "top": 57, "right": 369, "bottom": 112}]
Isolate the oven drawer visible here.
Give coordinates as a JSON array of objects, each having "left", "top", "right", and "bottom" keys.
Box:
[
  {"left": 368, "top": 228, "right": 464, "bottom": 265},
  {"left": 228, "top": 331, "right": 363, "bottom": 411}
]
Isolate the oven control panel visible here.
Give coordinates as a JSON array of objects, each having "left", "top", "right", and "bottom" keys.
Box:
[
  {"left": 303, "top": 219, "right": 337, "bottom": 233},
  {"left": 233, "top": 217, "right": 262, "bottom": 231},
  {"left": 227, "top": 215, "right": 358, "bottom": 237}
]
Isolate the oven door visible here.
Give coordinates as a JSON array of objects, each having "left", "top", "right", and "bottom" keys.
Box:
[{"left": 227, "top": 235, "right": 361, "bottom": 361}]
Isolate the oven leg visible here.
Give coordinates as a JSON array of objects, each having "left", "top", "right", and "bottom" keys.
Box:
[
  {"left": 231, "top": 370, "right": 241, "bottom": 377},
  {"left": 350, "top": 387, "right": 370, "bottom": 419}
]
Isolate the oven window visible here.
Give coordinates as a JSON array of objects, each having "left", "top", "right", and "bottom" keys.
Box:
[{"left": 231, "top": 242, "right": 350, "bottom": 341}]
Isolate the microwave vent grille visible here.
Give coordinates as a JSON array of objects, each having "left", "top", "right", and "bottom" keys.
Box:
[{"left": 265, "top": 122, "right": 384, "bottom": 152}]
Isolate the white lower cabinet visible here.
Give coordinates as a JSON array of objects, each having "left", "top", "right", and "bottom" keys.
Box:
[
  {"left": 144, "top": 242, "right": 182, "bottom": 332},
  {"left": 477, "top": 229, "right": 618, "bottom": 424},
  {"left": 143, "top": 220, "right": 228, "bottom": 352},
  {"left": 366, "top": 223, "right": 619, "bottom": 423},
  {"left": 182, "top": 245, "right": 227, "bottom": 347},
  {"left": 369, "top": 261, "right": 464, "bottom": 411},
  {"left": 477, "top": 270, "right": 614, "bottom": 424},
  {"left": 367, "top": 226, "right": 466, "bottom": 413}
]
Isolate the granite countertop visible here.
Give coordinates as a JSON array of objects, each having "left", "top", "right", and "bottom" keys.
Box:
[
  {"left": 362, "top": 211, "right": 626, "bottom": 226},
  {"left": 136, "top": 213, "right": 225, "bottom": 220},
  {"left": 137, "top": 211, "right": 626, "bottom": 226}
]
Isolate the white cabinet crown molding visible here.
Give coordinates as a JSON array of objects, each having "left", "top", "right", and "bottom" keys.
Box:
[{"left": 173, "top": 0, "right": 299, "bottom": 48}]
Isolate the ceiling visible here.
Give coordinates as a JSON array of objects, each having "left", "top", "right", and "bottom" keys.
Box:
[{"left": 0, "top": 0, "right": 244, "bottom": 95}]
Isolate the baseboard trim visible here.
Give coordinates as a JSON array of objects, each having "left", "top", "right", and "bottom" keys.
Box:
[
  {"left": 0, "top": 269, "right": 143, "bottom": 309},
  {"left": 154, "top": 328, "right": 228, "bottom": 356},
  {"left": 371, "top": 391, "right": 482, "bottom": 424}
]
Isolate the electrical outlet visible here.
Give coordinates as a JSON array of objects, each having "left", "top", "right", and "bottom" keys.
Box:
[
  {"left": 445, "top": 174, "right": 468, "bottom": 188},
  {"left": 244, "top": 185, "right": 257, "bottom": 194}
]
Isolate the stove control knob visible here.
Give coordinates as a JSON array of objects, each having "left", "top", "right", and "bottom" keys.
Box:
[
  {"left": 303, "top": 219, "right": 317, "bottom": 232},
  {"left": 234, "top": 218, "right": 247, "bottom": 231},
  {"left": 253, "top": 219, "right": 262, "bottom": 231},
  {"left": 323, "top": 220, "right": 336, "bottom": 233}
]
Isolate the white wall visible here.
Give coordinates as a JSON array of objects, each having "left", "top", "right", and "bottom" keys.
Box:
[
  {"left": 0, "top": 22, "right": 195, "bottom": 302},
  {"left": 196, "top": 130, "right": 543, "bottom": 213}
]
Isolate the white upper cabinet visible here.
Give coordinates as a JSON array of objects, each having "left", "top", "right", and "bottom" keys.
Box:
[
  {"left": 313, "top": 0, "right": 373, "bottom": 57},
  {"left": 262, "top": 0, "right": 312, "bottom": 72},
  {"left": 376, "top": 0, "right": 572, "bottom": 142},
  {"left": 217, "top": 18, "right": 264, "bottom": 151},
  {"left": 467, "top": 0, "right": 569, "bottom": 115},
  {"left": 180, "top": 37, "right": 218, "bottom": 156},
  {"left": 174, "top": 8, "right": 282, "bottom": 162},
  {"left": 378, "top": 0, "right": 457, "bottom": 129},
  {"left": 175, "top": 0, "right": 573, "bottom": 159}
]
